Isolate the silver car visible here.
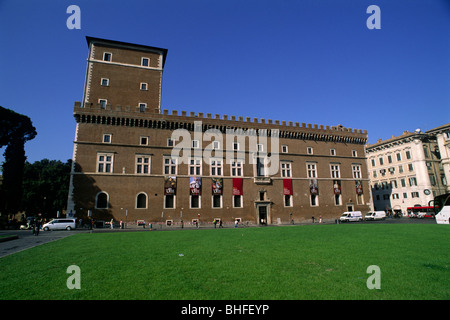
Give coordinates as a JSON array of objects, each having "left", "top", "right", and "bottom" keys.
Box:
[{"left": 42, "top": 219, "right": 76, "bottom": 231}]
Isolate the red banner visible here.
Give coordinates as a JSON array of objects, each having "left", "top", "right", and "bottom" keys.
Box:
[
  {"left": 232, "top": 178, "right": 243, "bottom": 196},
  {"left": 283, "top": 179, "right": 293, "bottom": 195}
]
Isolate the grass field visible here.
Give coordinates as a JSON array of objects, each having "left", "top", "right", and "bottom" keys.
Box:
[{"left": 1, "top": 224, "right": 449, "bottom": 300}]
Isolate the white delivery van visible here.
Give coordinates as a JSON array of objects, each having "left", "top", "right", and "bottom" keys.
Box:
[
  {"left": 42, "top": 219, "right": 76, "bottom": 231},
  {"left": 339, "top": 211, "right": 362, "bottom": 222},
  {"left": 364, "top": 211, "right": 386, "bottom": 221},
  {"left": 431, "top": 193, "right": 450, "bottom": 225}
]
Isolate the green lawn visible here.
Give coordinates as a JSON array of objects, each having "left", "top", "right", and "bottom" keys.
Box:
[{"left": 1, "top": 224, "right": 449, "bottom": 300}]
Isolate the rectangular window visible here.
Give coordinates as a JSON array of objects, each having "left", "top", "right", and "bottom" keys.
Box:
[
  {"left": 406, "top": 150, "right": 412, "bottom": 159},
  {"left": 256, "top": 157, "right": 265, "bottom": 177},
  {"left": 163, "top": 157, "right": 177, "bottom": 175},
  {"left": 233, "top": 142, "right": 239, "bottom": 151},
  {"left": 190, "top": 195, "right": 200, "bottom": 209},
  {"left": 281, "top": 162, "right": 291, "bottom": 178},
  {"left": 257, "top": 144, "right": 264, "bottom": 152},
  {"left": 409, "top": 177, "right": 417, "bottom": 186},
  {"left": 401, "top": 178, "right": 406, "bottom": 187},
  {"left": 429, "top": 174, "right": 436, "bottom": 186},
  {"left": 231, "top": 160, "right": 243, "bottom": 177},
  {"left": 136, "top": 156, "right": 150, "bottom": 174},
  {"left": 281, "top": 145, "right": 288, "bottom": 153},
  {"left": 408, "top": 163, "right": 414, "bottom": 171},
  {"left": 411, "top": 192, "right": 420, "bottom": 198},
  {"left": 140, "top": 82, "right": 148, "bottom": 90},
  {"left": 139, "top": 103, "right": 146, "bottom": 112},
  {"left": 167, "top": 138, "right": 175, "bottom": 147},
  {"left": 103, "top": 52, "right": 112, "bottom": 62},
  {"left": 101, "top": 78, "right": 109, "bottom": 86},
  {"left": 335, "top": 194, "right": 342, "bottom": 206},
  {"left": 164, "top": 195, "right": 175, "bottom": 209},
  {"left": 99, "top": 99, "right": 107, "bottom": 109},
  {"left": 310, "top": 194, "right": 318, "bottom": 206},
  {"left": 140, "top": 136, "right": 148, "bottom": 145},
  {"left": 97, "top": 153, "right": 113, "bottom": 173},
  {"left": 307, "top": 163, "right": 317, "bottom": 178},
  {"left": 352, "top": 150, "right": 357, "bottom": 157},
  {"left": 330, "top": 164, "right": 340, "bottom": 179},
  {"left": 192, "top": 140, "right": 200, "bottom": 149},
  {"left": 189, "top": 158, "right": 202, "bottom": 175},
  {"left": 379, "top": 157, "right": 384, "bottom": 165},
  {"left": 330, "top": 149, "right": 336, "bottom": 156},
  {"left": 103, "top": 134, "right": 111, "bottom": 143},
  {"left": 352, "top": 164, "right": 361, "bottom": 179},
  {"left": 212, "top": 195, "right": 222, "bottom": 208},
  {"left": 233, "top": 195, "right": 242, "bottom": 208},
  {"left": 210, "top": 159, "right": 222, "bottom": 176},
  {"left": 307, "top": 147, "right": 313, "bottom": 155},
  {"left": 284, "top": 195, "right": 293, "bottom": 207},
  {"left": 388, "top": 155, "right": 392, "bottom": 163},
  {"left": 141, "top": 57, "right": 150, "bottom": 67},
  {"left": 391, "top": 180, "right": 398, "bottom": 188},
  {"left": 396, "top": 153, "right": 402, "bottom": 161}
]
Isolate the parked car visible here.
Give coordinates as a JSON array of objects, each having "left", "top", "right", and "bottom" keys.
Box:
[
  {"left": 42, "top": 219, "right": 76, "bottom": 231},
  {"left": 339, "top": 211, "right": 363, "bottom": 222},
  {"left": 364, "top": 211, "right": 386, "bottom": 221}
]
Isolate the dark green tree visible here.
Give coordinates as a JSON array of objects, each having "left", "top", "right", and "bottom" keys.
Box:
[
  {"left": 21, "top": 159, "right": 72, "bottom": 217},
  {"left": 0, "top": 106, "right": 37, "bottom": 215}
]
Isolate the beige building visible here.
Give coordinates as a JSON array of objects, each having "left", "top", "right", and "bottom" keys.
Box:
[
  {"left": 67, "top": 37, "right": 371, "bottom": 226},
  {"left": 366, "top": 126, "right": 449, "bottom": 215}
]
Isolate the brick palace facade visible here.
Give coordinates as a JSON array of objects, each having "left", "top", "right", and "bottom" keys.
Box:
[{"left": 67, "top": 37, "right": 371, "bottom": 226}]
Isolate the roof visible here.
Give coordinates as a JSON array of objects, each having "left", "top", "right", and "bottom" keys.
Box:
[
  {"left": 85, "top": 36, "right": 168, "bottom": 68},
  {"left": 425, "top": 123, "right": 450, "bottom": 134},
  {"left": 366, "top": 131, "right": 424, "bottom": 149}
]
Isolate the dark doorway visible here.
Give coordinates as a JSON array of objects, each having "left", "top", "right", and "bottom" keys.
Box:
[{"left": 258, "top": 206, "right": 267, "bottom": 225}]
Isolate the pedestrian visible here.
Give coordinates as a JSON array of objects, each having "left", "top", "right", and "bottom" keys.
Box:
[
  {"left": 34, "top": 216, "right": 41, "bottom": 236},
  {"left": 312, "top": 216, "right": 315, "bottom": 223},
  {"left": 110, "top": 219, "right": 114, "bottom": 229},
  {"left": 219, "top": 219, "right": 223, "bottom": 228},
  {"left": 319, "top": 215, "right": 323, "bottom": 224},
  {"left": 235, "top": 220, "right": 238, "bottom": 228},
  {"left": 213, "top": 219, "right": 217, "bottom": 229}
]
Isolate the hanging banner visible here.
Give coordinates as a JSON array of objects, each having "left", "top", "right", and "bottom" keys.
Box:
[
  {"left": 283, "top": 179, "right": 293, "bottom": 195},
  {"left": 232, "top": 178, "right": 243, "bottom": 196},
  {"left": 212, "top": 178, "right": 223, "bottom": 195},
  {"left": 355, "top": 180, "right": 363, "bottom": 195},
  {"left": 309, "top": 179, "right": 319, "bottom": 195},
  {"left": 190, "top": 177, "right": 202, "bottom": 195},
  {"left": 333, "top": 180, "right": 341, "bottom": 195},
  {"left": 164, "top": 176, "right": 177, "bottom": 195}
]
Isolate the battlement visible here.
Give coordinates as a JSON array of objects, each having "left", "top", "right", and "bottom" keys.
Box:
[{"left": 75, "top": 102, "right": 367, "bottom": 135}]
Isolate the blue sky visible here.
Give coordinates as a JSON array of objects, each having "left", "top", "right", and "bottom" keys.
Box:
[{"left": 0, "top": 0, "right": 449, "bottom": 164}]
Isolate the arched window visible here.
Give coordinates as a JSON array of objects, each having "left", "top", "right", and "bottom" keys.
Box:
[
  {"left": 136, "top": 193, "right": 147, "bottom": 209},
  {"left": 96, "top": 192, "right": 108, "bottom": 209}
]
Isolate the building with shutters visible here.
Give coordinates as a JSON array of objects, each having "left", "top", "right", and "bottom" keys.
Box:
[
  {"left": 67, "top": 37, "right": 371, "bottom": 226},
  {"left": 366, "top": 125, "right": 449, "bottom": 215}
]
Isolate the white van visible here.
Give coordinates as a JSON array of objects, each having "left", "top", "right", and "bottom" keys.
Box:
[
  {"left": 339, "top": 211, "right": 362, "bottom": 222},
  {"left": 42, "top": 219, "right": 76, "bottom": 231},
  {"left": 364, "top": 211, "right": 386, "bottom": 221}
]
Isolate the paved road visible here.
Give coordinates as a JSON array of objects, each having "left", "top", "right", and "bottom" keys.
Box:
[
  {"left": 0, "top": 229, "right": 80, "bottom": 258},
  {"left": 0, "top": 217, "right": 437, "bottom": 258}
]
